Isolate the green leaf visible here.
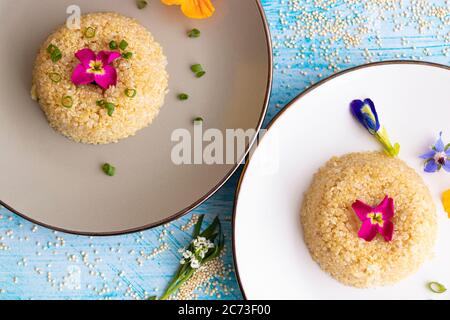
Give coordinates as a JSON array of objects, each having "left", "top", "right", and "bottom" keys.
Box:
[
  {"left": 192, "top": 215, "right": 204, "bottom": 238},
  {"left": 445, "top": 143, "right": 450, "bottom": 151},
  {"left": 200, "top": 217, "right": 219, "bottom": 239},
  {"left": 155, "top": 216, "right": 223, "bottom": 301},
  {"left": 203, "top": 221, "right": 224, "bottom": 264},
  {"left": 148, "top": 296, "right": 157, "bottom": 300}
]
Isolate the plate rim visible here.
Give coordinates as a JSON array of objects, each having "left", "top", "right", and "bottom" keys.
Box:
[
  {"left": 0, "top": 0, "right": 273, "bottom": 236},
  {"left": 232, "top": 60, "right": 450, "bottom": 300}
]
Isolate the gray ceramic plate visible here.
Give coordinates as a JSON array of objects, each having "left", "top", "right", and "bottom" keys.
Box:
[{"left": 0, "top": 0, "right": 271, "bottom": 235}]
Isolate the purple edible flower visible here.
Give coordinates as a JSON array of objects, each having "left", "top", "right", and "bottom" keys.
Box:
[
  {"left": 71, "top": 48, "right": 121, "bottom": 90},
  {"left": 419, "top": 132, "right": 450, "bottom": 173}
]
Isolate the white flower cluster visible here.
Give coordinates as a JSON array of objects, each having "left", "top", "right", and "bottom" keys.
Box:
[{"left": 179, "top": 236, "right": 215, "bottom": 269}]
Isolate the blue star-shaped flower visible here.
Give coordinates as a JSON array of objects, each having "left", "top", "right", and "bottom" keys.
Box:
[{"left": 419, "top": 132, "right": 450, "bottom": 173}]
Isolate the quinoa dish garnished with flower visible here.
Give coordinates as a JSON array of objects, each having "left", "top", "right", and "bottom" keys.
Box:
[
  {"left": 300, "top": 152, "right": 437, "bottom": 288},
  {"left": 31, "top": 12, "right": 168, "bottom": 144}
]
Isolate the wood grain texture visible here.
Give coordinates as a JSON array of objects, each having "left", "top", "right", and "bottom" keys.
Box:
[{"left": 0, "top": 0, "right": 449, "bottom": 300}]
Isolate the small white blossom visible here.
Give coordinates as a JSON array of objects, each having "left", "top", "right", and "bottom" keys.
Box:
[
  {"left": 180, "top": 259, "right": 186, "bottom": 265},
  {"left": 190, "top": 258, "right": 200, "bottom": 269},
  {"left": 182, "top": 250, "right": 193, "bottom": 259}
]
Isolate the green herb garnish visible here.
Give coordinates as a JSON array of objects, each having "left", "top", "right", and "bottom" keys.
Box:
[
  {"left": 178, "top": 93, "right": 189, "bottom": 101},
  {"left": 109, "top": 41, "right": 118, "bottom": 50},
  {"left": 49, "top": 73, "right": 62, "bottom": 83},
  {"left": 191, "top": 64, "right": 203, "bottom": 73},
  {"left": 125, "top": 89, "right": 137, "bottom": 98},
  {"left": 122, "top": 52, "right": 133, "bottom": 60},
  {"left": 190, "top": 64, "right": 206, "bottom": 78},
  {"left": 428, "top": 282, "right": 447, "bottom": 294},
  {"left": 187, "top": 28, "right": 201, "bottom": 38},
  {"left": 102, "top": 163, "right": 116, "bottom": 177},
  {"left": 47, "top": 44, "right": 62, "bottom": 63},
  {"left": 193, "top": 117, "right": 203, "bottom": 124},
  {"left": 195, "top": 71, "right": 206, "bottom": 78},
  {"left": 119, "top": 40, "right": 129, "bottom": 51},
  {"left": 149, "top": 215, "right": 224, "bottom": 300},
  {"left": 84, "top": 26, "right": 96, "bottom": 38},
  {"left": 96, "top": 100, "right": 115, "bottom": 116},
  {"left": 136, "top": 0, "right": 148, "bottom": 9},
  {"left": 61, "top": 96, "right": 73, "bottom": 108}
]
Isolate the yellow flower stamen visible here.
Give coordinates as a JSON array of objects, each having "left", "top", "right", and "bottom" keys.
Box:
[
  {"left": 367, "top": 212, "right": 384, "bottom": 227},
  {"left": 87, "top": 60, "right": 105, "bottom": 75}
]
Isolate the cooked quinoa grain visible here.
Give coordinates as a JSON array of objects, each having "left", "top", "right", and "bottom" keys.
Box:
[
  {"left": 31, "top": 13, "right": 168, "bottom": 144},
  {"left": 301, "top": 152, "right": 437, "bottom": 288}
]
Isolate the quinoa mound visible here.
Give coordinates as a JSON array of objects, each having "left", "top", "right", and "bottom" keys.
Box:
[
  {"left": 300, "top": 152, "right": 437, "bottom": 288},
  {"left": 31, "top": 12, "right": 168, "bottom": 144}
]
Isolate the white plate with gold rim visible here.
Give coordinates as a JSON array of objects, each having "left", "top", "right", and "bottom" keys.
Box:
[{"left": 233, "top": 61, "right": 450, "bottom": 300}]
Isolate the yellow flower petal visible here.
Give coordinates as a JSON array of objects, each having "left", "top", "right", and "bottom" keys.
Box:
[
  {"left": 443, "top": 189, "right": 450, "bottom": 218},
  {"left": 182, "top": 0, "right": 215, "bottom": 19},
  {"left": 161, "top": 0, "right": 215, "bottom": 19},
  {"left": 161, "top": 0, "right": 184, "bottom": 5}
]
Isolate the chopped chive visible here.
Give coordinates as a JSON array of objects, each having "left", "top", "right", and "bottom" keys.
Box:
[
  {"left": 195, "top": 71, "right": 206, "bottom": 78},
  {"left": 61, "top": 96, "right": 73, "bottom": 108},
  {"left": 191, "top": 64, "right": 203, "bottom": 73},
  {"left": 125, "top": 89, "right": 137, "bottom": 98},
  {"left": 109, "top": 41, "right": 118, "bottom": 50},
  {"left": 96, "top": 100, "right": 115, "bottom": 116},
  {"left": 193, "top": 117, "right": 204, "bottom": 124},
  {"left": 47, "top": 44, "right": 62, "bottom": 63},
  {"left": 178, "top": 93, "right": 189, "bottom": 101},
  {"left": 84, "top": 26, "right": 96, "bottom": 38},
  {"left": 428, "top": 282, "right": 447, "bottom": 294},
  {"left": 49, "top": 73, "right": 62, "bottom": 83},
  {"left": 104, "top": 102, "right": 115, "bottom": 116},
  {"left": 119, "top": 40, "right": 129, "bottom": 51},
  {"left": 136, "top": 0, "right": 148, "bottom": 9},
  {"left": 102, "top": 163, "right": 116, "bottom": 177},
  {"left": 187, "top": 28, "right": 201, "bottom": 38},
  {"left": 122, "top": 52, "right": 133, "bottom": 59}
]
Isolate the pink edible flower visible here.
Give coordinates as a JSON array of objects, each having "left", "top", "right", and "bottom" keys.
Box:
[
  {"left": 352, "top": 196, "right": 394, "bottom": 242},
  {"left": 71, "top": 48, "right": 121, "bottom": 90}
]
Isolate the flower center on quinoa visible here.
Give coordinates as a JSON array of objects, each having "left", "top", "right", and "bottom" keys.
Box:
[
  {"left": 87, "top": 60, "right": 105, "bottom": 75},
  {"left": 367, "top": 212, "right": 384, "bottom": 227}
]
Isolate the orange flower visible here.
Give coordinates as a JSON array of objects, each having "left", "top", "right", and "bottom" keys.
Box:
[
  {"left": 443, "top": 189, "right": 450, "bottom": 218},
  {"left": 161, "top": 0, "right": 215, "bottom": 19}
]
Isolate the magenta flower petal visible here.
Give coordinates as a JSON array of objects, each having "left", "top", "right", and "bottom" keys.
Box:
[
  {"left": 75, "top": 48, "right": 96, "bottom": 67},
  {"left": 71, "top": 63, "right": 95, "bottom": 86},
  {"left": 352, "top": 200, "right": 374, "bottom": 221},
  {"left": 94, "top": 65, "right": 117, "bottom": 90},
  {"left": 375, "top": 196, "right": 394, "bottom": 220},
  {"left": 380, "top": 220, "right": 394, "bottom": 242},
  {"left": 97, "top": 51, "right": 121, "bottom": 65},
  {"left": 358, "top": 220, "right": 378, "bottom": 242},
  {"left": 352, "top": 196, "right": 395, "bottom": 242}
]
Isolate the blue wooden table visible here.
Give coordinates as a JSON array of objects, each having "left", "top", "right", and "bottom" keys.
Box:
[{"left": 0, "top": 0, "right": 449, "bottom": 300}]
